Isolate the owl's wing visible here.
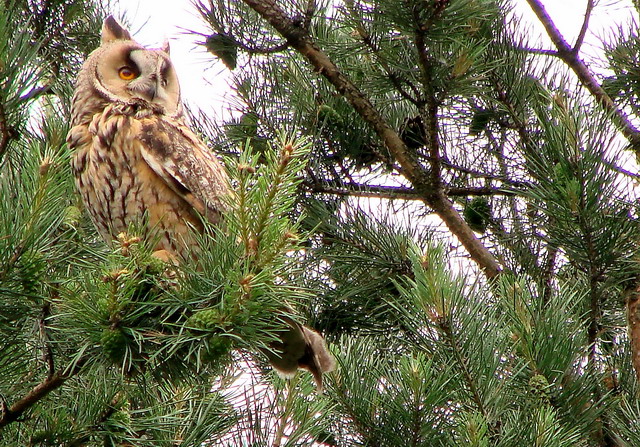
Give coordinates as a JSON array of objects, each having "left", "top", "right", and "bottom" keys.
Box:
[{"left": 136, "top": 116, "right": 229, "bottom": 224}]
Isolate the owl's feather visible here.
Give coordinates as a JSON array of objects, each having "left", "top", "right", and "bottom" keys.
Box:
[{"left": 136, "top": 115, "right": 228, "bottom": 225}]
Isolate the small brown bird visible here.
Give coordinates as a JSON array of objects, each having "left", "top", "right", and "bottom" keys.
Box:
[{"left": 67, "top": 16, "right": 334, "bottom": 388}]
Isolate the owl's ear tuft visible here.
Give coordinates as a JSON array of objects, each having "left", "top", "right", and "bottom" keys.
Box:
[
  {"left": 102, "top": 16, "right": 132, "bottom": 43},
  {"left": 161, "top": 39, "right": 171, "bottom": 55}
]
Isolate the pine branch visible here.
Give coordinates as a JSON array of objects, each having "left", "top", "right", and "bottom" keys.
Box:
[
  {"left": 0, "top": 357, "right": 86, "bottom": 428},
  {"left": 0, "top": 100, "right": 10, "bottom": 158},
  {"left": 438, "top": 317, "right": 488, "bottom": 420},
  {"left": 38, "top": 301, "right": 55, "bottom": 378},
  {"left": 240, "top": 0, "right": 502, "bottom": 278},
  {"left": 66, "top": 398, "right": 120, "bottom": 447},
  {"left": 626, "top": 283, "right": 640, "bottom": 383},
  {"left": 304, "top": 180, "right": 517, "bottom": 201},
  {"left": 272, "top": 377, "right": 297, "bottom": 447},
  {"left": 344, "top": 0, "right": 422, "bottom": 106},
  {"left": 441, "top": 157, "right": 533, "bottom": 189},
  {"left": 525, "top": 0, "right": 640, "bottom": 151}
]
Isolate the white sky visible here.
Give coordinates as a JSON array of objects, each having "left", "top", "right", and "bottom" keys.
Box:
[
  {"left": 116, "top": 0, "right": 636, "bottom": 122},
  {"left": 116, "top": 0, "right": 235, "bottom": 119}
]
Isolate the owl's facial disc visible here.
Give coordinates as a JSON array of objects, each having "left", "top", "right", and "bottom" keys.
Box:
[
  {"left": 91, "top": 40, "right": 181, "bottom": 116},
  {"left": 126, "top": 50, "right": 173, "bottom": 106}
]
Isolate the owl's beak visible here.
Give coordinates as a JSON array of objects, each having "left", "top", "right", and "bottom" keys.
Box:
[
  {"left": 135, "top": 77, "right": 166, "bottom": 103},
  {"left": 143, "top": 83, "right": 158, "bottom": 101}
]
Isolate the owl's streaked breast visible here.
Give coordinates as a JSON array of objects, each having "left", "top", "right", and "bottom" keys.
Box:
[{"left": 70, "top": 107, "right": 201, "bottom": 257}]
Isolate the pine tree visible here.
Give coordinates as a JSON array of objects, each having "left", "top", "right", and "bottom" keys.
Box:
[
  {"left": 196, "top": 0, "right": 640, "bottom": 445},
  {"left": 3, "top": 0, "right": 640, "bottom": 446},
  {"left": 1, "top": 2, "right": 329, "bottom": 445}
]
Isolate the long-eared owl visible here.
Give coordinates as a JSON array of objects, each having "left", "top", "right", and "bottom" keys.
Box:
[{"left": 67, "top": 16, "right": 334, "bottom": 388}]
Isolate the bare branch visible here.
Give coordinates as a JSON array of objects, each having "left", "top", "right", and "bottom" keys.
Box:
[
  {"left": 573, "top": 0, "right": 594, "bottom": 54},
  {"left": 238, "top": 40, "right": 289, "bottom": 55},
  {"left": 525, "top": 0, "right": 640, "bottom": 151},
  {"left": 447, "top": 186, "right": 517, "bottom": 197},
  {"left": 514, "top": 46, "right": 559, "bottom": 57},
  {"left": 19, "top": 84, "right": 53, "bottom": 103},
  {"left": 304, "top": 181, "right": 517, "bottom": 200}
]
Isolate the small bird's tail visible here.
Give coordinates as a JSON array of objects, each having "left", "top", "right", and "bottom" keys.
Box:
[{"left": 264, "top": 319, "right": 336, "bottom": 391}]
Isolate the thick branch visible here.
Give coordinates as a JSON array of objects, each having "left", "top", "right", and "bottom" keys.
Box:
[
  {"left": 241, "top": 0, "right": 501, "bottom": 278},
  {"left": 525, "top": 0, "right": 640, "bottom": 151},
  {"left": 0, "top": 359, "right": 85, "bottom": 428}
]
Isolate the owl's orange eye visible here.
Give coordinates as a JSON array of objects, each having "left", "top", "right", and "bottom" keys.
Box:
[{"left": 118, "top": 67, "right": 136, "bottom": 80}]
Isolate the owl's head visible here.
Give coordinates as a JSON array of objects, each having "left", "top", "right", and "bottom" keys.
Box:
[{"left": 73, "top": 16, "right": 181, "bottom": 121}]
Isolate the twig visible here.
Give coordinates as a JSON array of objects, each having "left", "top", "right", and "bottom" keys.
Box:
[
  {"left": 241, "top": 0, "right": 502, "bottom": 278},
  {"left": 0, "top": 358, "right": 86, "bottom": 428},
  {"left": 514, "top": 46, "right": 558, "bottom": 57},
  {"left": 0, "top": 101, "right": 9, "bottom": 158},
  {"left": 412, "top": 9, "right": 442, "bottom": 185},
  {"left": 19, "top": 84, "right": 53, "bottom": 103},
  {"left": 67, "top": 395, "right": 121, "bottom": 447},
  {"left": 39, "top": 301, "right": 55, "bottom": 378},
  {"left": 525, "top": 0, "right": 640, "bottom": 151},
  {"left": 302, "top": 0, "right": 316, "bottom": 30},
  {"left": 540, "top": 245, "right": 558, "bottom": 305},
  {"left": 447, "top": 186, "right": 517, "bottom": 197},
  {"left": 237, "top": 40, "right": 289, "bottom": 55},
  {"left": 573, "top": 0, "right": 594, "bottom": 54},
  {"left": 344, "top": 0, "right": 423, "bottom": 106},
  {"left": 627, "top": 284, "right": 640, "bottom": 383},
  {"left": 438, "top": 317, "right": 488, "bottom": 420}
]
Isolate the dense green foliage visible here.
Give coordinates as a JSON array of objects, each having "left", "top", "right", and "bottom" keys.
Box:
[{"left": 3, "top": 0, "right": 640, "bottom": 445}]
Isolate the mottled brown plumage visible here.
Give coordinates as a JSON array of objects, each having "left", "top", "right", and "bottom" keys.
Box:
[{"left": 67, "top": 16, "right": 334, "bottom": 387}]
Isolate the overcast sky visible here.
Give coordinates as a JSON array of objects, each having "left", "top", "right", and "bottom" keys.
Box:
[
  {"left": 117, "top": 0, "right": 234, "bottom": 119},
  {"left": 115, "top": 0, "right": 636, "bottom": 120}
]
